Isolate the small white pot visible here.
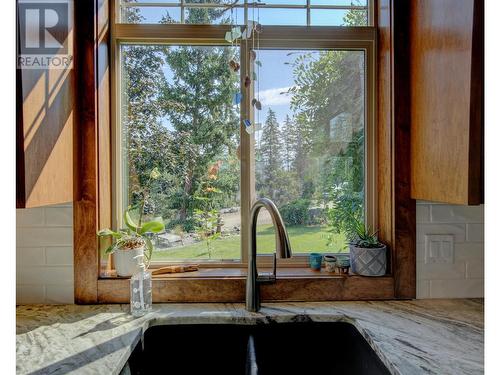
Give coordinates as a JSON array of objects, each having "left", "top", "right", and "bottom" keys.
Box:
[{"left": 113, "top": 246, "right": 144, "bottom": 277}]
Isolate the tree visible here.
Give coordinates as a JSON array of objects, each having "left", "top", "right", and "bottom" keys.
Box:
[
  {"left": 257, "top": 109, "right": 285, "bottom": 202},
  {"left": 281, "top": 115, "right": 297, "bottom": 172},
  {"left": 158, "top": 8, "right": 240, "bottom": 225},
  {"left": 121, "top": 8, "right": 177, "bottom": 217}
]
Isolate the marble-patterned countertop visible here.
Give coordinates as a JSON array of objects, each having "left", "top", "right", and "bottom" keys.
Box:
[{"left": 16, "top": 299, "right": 483, "bottom": 375}]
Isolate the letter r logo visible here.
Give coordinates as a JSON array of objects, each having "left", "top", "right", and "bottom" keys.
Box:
[{"left": 18, "top": 2, "right": 68, "bottom": 55}]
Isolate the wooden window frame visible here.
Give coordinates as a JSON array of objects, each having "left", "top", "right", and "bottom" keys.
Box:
[
  {"left": 118, "top": 0, "right": 374, "bottom": 27},
  {"left": 111, "top": 25, "right": 377, "bottom": 269},
  {"left": 74, "top": 0, "right": 415, "bottom": 303}
]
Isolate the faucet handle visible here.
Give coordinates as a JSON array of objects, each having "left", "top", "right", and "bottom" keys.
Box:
[
  {"left": 256, "top": 273, "right": 276, "bottom": 284},
  {"left": 256, "top": 253, "right": 277, "bottom": 284}
]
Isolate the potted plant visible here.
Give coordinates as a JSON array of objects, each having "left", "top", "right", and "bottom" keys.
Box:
[
  {"left": 348, "top": 218, "right": 387, "bottom": 277},
  {"left": 97, "top": 168, "right": 165, "bottom": 277},
  {"left": 326, "top": 190, "right": 386, "bottom": 276}
]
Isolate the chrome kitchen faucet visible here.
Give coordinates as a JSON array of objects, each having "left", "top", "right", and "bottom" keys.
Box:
[{"left": 246, "top": 198, "right": 292, "bottom": 312}]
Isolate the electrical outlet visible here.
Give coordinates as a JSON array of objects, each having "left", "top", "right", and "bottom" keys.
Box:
[{"left": 424, "top": 234, "right": 454, "bottom": 264}]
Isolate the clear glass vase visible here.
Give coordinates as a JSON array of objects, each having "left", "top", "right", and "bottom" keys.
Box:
[{"left": 130, "top": 269, "right": 152, "bottom": 317}]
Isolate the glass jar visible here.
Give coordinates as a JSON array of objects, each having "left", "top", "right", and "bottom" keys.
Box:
[{"left": 130, "top": 269, "right": 152, "bottom": 317}]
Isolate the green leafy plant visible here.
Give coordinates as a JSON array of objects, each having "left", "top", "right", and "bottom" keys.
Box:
[
  {"left": 326, "top": 188, "right": 382, "bottom": 249},
  {"left": 326, "top": 188, "right": 363, "bottom": 246},
  {"left": 350, "top": 218, "right": 382, "bottom": 248},
  {"left": 97, "top": 168, "right": 165, "bottom": 268},
  {"left": 193, "top": 207, "right": 220, "bottom": 259}
]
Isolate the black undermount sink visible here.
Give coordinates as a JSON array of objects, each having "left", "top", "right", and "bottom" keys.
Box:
[{"left": 127, "top": 322, "right": 391, "bottom": 375}]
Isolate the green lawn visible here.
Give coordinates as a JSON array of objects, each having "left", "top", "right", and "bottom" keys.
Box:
[{"left": 151, "top": 224, "right": 347, "bottom": 261}]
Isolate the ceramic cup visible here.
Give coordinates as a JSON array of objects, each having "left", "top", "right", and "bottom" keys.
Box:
[
  {"left": 309, "top": 253, "right": 323, "bottom": 271},
  {"left": 324, "top": 255, "right": 337, "bottom": 273},
  {"left": 336, "top": 254, "right": 351, "bottom": 274}
]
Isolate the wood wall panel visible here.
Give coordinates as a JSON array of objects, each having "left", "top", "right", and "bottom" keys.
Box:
[
  {"left": 376, "top": 0, "right": 393, "bottom": 272},
  {"left": 17, "top": 7, "right": 75, "bottom": 208},
  {"left": 98, "top": 0, "right": 112, "bottom": 231},
  {"left": 74, "top": 0, "right": 111, "bottom": 304},
  {"left": 377, "top": 0, "right": 416, "bottom": 299},
  {"left": 74, "top": 0, "right": 112, "bottom": 303},
  {"left": 392, "top": 1, "right": 416, "bottom": 299},
  {"left": 410, "top": 0, "right": 484, "bottom": 205}
]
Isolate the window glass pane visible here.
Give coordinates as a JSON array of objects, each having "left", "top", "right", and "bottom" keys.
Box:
[
  {"left": 258, "top": 8, "right": 307, "bottom": 25},
  {"left": 185, "top": 7, "right": 244, "bottom": 25},
  {"left": 121, "top": 7, "right": 181, "bottom": 23},
  {"left": 250, "top": 0, "right": 306, "bottom": 5},
  {"left": 310, "top": 0, "right": 367, "bottom": 5},
  {"left": 253, "top": 49, "right": 365, "bottom": 254},
  {"left": 120, "top": 1, "right": 369, "bottom": 25},
  {"left": 310, "top": 9, "right": 367, "bottom": 26},
  {"left": 121, "top": 44, "right": 241, "bottom": 261}
]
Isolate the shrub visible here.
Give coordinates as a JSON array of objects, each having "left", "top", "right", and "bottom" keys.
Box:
[
  {"left": 280, "top": 199, "right": 311, "bottom": 226},
  {"left": 167, "top": 217, "right": 197, "bottom": 233}
]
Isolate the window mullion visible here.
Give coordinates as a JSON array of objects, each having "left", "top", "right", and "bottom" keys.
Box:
[{"left": 306, "top": 0, "right": 310, "bottom": 26}]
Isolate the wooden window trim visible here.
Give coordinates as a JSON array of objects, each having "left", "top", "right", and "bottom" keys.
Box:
[
  {"left": 111, "top": 25, "right": 377, "bottom": 268},
  {"left": 74, "top": 0, "right": 415, "bottom": 303}
]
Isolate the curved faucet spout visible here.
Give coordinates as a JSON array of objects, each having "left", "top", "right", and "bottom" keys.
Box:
[{"left": 246, "top": 198, "right": 292, "bottom": 312}]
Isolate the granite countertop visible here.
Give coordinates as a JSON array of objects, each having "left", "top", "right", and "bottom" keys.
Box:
[{"left": 16, "top": 299, "right": 483, "bottom": 375}]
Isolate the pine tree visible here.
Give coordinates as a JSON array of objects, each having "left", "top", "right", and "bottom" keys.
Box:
[
  {"left": 282, "top": 115, "right": 297, "bottom": 172},
  {"left": 258, "top": 109, "right": 284, "bottom": 201}
]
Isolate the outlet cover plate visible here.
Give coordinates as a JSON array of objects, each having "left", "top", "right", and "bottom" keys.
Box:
[{"left": 424, "top": 234, "right": 454, "bottom": 264}]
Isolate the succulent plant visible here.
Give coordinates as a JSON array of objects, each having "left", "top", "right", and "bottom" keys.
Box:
[{"left": 351, "top": 218, "right": 382, "bottom": 249}]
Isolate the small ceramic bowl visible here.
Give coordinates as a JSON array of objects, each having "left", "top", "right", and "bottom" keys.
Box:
[
  {"left": 336, "top": 255, "right": 351, "bottom": 274},
  {"left": 324, "top": 255, "right": 337, "bottom": 273}
]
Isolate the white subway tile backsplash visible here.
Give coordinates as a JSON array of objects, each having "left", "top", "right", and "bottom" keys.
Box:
[
  {"left": 17, "top": 227, "right": 72, "bottom": 247},
  {"left": 17, "top": 247, "right": 45, "bottom": 266},
  {"left": 430, "top": 204, "right": 484, "bottom": 223},
  {"left": 429, "top": 278, "right": 483, "bottom": 298},
  {"left": 417, "top": 261, "right": 466, "bottom": 280},
  {"left": 46, "top": 284, "right": 74, "bottom": 304},
  {"left": 416, "top": 205, "right": 431, "bottom": 223},
  {"left": 455, "top": 243, "right": 484, "bottom": 261},
  {"left": 16, "top": 285, "right": 46, "bottom": 304},
  {"left": 416, "top": 201, "right": 483, "bottom": 299},
  {"left": 465, "top": 258, "right": 484, "bottom": 279},
  {"left": 45, "top": 206, "right": 73, "bottom": 227},
  {"left": 416, "top": 280, "right": 430, "bottom": 299},
  {"left": 17, "top": 206, "right": 74, "bottom": 304},
  {"left": 17, "top": 266, "right": 73, "bottom": 285},
  {"left": 51, "top": 202, "right": 73, "bottom": 208},
  {"left": 466, "top": 223, "right": 484, "bottom": 242},
  {"left": 416, "top": 243, "right": 425, "bottom": 263},
  {"left": 16, "top": 208, "right": 45, "bottom": 227},
  {"left": 45, "top": 246, "right": 73, "bottom": 265}
]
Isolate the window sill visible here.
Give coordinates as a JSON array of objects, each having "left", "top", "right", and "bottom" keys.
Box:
[{"left": 97, "top": 268, "right": 395, "bottom": 303}]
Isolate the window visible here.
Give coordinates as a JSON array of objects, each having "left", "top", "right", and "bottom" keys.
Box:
[
  {"left": 254, "top": 49, "right": 366, "bottom": 255},
  {"left": 112, "top": 0, "right": 375, "bottom": 266},
  {"left": 118, "top": 0, "right": 370, "bottom": 26}
]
